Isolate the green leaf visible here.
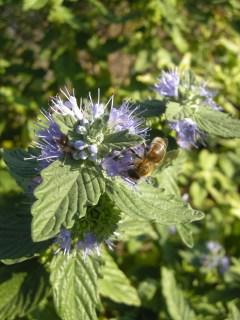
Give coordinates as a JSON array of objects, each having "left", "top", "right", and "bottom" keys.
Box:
[
  {"left": 107, "top": 179, "right": 204, "bottom": 225},
  {"left": 3, "top": 149, "right": 38, "bottom": 191},
  {"left": 161, "top": 267, "right": 196, "bottom": 320},
  {"left": 137, "top": 99, "right": 166, "bottom": 117},
  {"left": 165, "top": 101, "right": 184, "bottom": 121},
  {"left": 0, "top": 260, "right": 49, "bottom": 320},
  {"left": 193, "top": 107, "right": 240, "bottom": 138},
  {"left": 166, "top": 101, "right": 240, "bottom": 139},
  {"left": 99, "top": 249, "right": 140, "bottom": 306},
  {"left": 154, "top": 152, "right": 195, "bottom": 247},
  {"left": 23, "top": 0, "right": 48, "bottom": 10},
  {"left": 52, "top": 114, "right": 77, "bottom": 136},
  {"left": 155, "top": 164, "right": 181, "bottom": 196},
  {"left": 50, "top": 252, "right": 99, "bottom": 320},
  {"left": 176, "top": 224, "right": 194, "bottom": 248},
  {"left": 227, "top": 302, "right": 240, "bottom": 320},
  {"left": 117, "top": 215, "right": 155, "bottom": 240},
  {"left": 103, "top": 130, "right": 144, "bottom": 150},
  {"left": 32, "top": 160, "right": 105, "bottom": 241},
  {"left": 0, "top": 194, "right": 50, "bottom": 260}
]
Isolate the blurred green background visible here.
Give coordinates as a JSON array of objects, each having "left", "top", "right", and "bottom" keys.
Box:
[{"left": 0, "top": 0, "right": 240, "bottom": 319}]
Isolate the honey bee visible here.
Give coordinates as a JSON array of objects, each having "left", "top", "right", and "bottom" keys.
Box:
[{"left": 128, "top": 137, "right": 168, "bottom": 180}]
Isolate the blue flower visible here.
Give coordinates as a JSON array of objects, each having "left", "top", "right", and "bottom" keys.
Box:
[
  {"left": 51, "top": 88, "right": 83, "bottom": 120},
  {"left": 88, "top": 90, "right": 106, "bottom": 121},
  {"left": 155, "top": 70, "right": 180, "bottom": 98},
  {"left": 169, "top": 118, "right": 205, "bottom": 149},
  {"left": 200, "top": 241, "right": 229, "bottom": 274},
  {"left": 102, "top": 145, "right": 144, "bottom": 183},
  {"left": 206, "top": 241, "right": 222, "bottom": 253},
  {"left": 31, "top": 111, "right": 64, "bottom": 167},
  {"left": 199, "top": 85, "right": 223, "bottom": 111},
  {"left": 102, "top": 150, "right": 133, "bottom": 177},
  {"left": 219, "top": 256, "right": 230, "bottom": 274},
  {"left": 77, "top": 232, "right": 114, "bottom": 259},
  {"left": 108, "top": 101, "right": 147, "bottom": 136},
  {"left": 27, "top": 89, "right": 148, "bottom": 171},
  {"left": 56, "top": 229, "right": 72, "bottom": 255},
  {"left": 92, "top": 102, "right": 105, "bottom": 119}
]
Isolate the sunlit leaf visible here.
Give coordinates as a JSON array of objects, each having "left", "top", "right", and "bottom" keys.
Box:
[
  {"left": 50, "top": 252, "right": 99, "bottom": 320},
  {"left": 32, "top": 160, "right": 105, "bottom": 241}
]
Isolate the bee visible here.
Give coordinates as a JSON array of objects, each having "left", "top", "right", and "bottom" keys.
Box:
[{"left": 128, "top": 137, "right": 168, "bottom": 180}]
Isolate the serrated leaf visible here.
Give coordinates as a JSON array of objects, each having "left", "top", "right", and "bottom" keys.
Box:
[
  {"left": 117, "top": 215, "right": 155, "bottom": 240},
  {"left": 0, "top": 194, "right": 50, "bottom": 260},
  {"left": 0, "top": 260, "right": 49, "bottom": 320},
  {"left": 107, "top": 179, "right": 204, "bottom": 225},
  {"left": 103, "top": 130, "right": 144, "bottom": 150},
  {"left": 193, "top": 107, "right": 240, "bottom": 138},
  {"left": 52, "top": 114, "right": 77, "bottom": 136},
  {"left": 3, "top": 149, "right": 37, "bottom": 191},
  {"left": 166, "top": 101, "right": 240, "bottom": 139},
  {"left": 99, "top": 249, "right": 140, "bottom": 306},
  {"left": 155, "top": 164, "right": 181, "bottom": 196},
  {"left": 50, "top": 252, "right": 99, "bottom": 320},
  {"left": 176, "top": 224, "right": 194, "bottom": 248},
  {"left": 154, "top": 152, "right": 195, "bottom": 247},
  {"left": 161, "top": 267, "right": 196, "bottom": 320},
  {"left": 32, "top": 160, "right": 105, "bottom": 241}
]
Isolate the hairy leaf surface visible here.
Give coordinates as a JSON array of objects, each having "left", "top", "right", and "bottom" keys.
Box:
[
  {"left": 193, "top": 107, "right": 240, "bottom": 138},
  {"left": 3, "top": 149, "right": 38, "bottom": 191},
  {"left": 99, "top": 249, "right": 140, "bottom": 306},
  {"left": 32, "top": 160, "right": 105, "bottom": 241},
  {"left": 50, "top": 252, "right": 99, "bottom": 320},
  {"left": 107, "top": 179, "right": 204, "bottom": 225},
  {"left": 103, "top": 130, "right": 144, "bottom": 150},
  {"left": 161, "top": 267, "right": 196, "bottom": 320},
  {"left": 0, "top": 194, "right": 50, "bottom": 260},
  {"left": 52, "top": 114, "right": 77, "bottom": 136}
]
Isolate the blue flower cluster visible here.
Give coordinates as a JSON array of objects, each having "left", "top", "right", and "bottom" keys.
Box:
[
  {"left": 56, "top": 228, "right": 115, "bottom": 258},
  {"left": 200, "top": 241, "right": 229, "bottom": 274},
  {"left": 30, "top": 89, "right": 148, "bottom": 256},
  {"left": 155, "top": 70, "right": 222, "bottom": 149},
  {"left": 28, "top": 89, "right": 146, "bottom": 179}
]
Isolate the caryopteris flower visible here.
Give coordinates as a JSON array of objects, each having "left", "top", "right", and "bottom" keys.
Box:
[
  {"left": 199, "top": 84, "right": 223, "bottom": 111},
  {"left": 32, "top": 112, "right": 64, "bottom": 167},
  {"left": 108, "top": 101, "right": 148, "bottom": 136},
  {"left": 155, "top": 70, "right": 180, "bottom": 98},
  {"left": 102, "top": 145, "right": 145, "bottom": 184},
  {"left": 56, "top": 229, "right": 72, "bottom": 255},
  {"left": 28, "top": 88, "right": 147, "bottom": 170},
  {"left": 77, "top": 232, "right": 114, "bottom": 259},
  {"left": 200, "top": 241, "right": 230, "bottom": 274},
  {"left": 169, "top": 118, "right": 205, "bottom": 149},
  {"left": 51, "top": 88, "right": 83, "bottom": 120}
]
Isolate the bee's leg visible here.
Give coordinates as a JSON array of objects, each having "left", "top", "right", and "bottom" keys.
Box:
[
  {"left": 145, "top": 176, "right": 155, "bottom": 185},
  {"left": 61, "top": 154, "right": 67, "bottom": 166}
]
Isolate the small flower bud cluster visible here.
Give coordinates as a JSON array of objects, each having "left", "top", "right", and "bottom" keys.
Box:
[
  {"left": 28, "top": 89, "right": 147, "bottom": 173},
  {"left": 155, "top": 70, "right": 223, "bottom": 149},
  {"left": 55, "top": 197, "right": 120, "bottom": 258},
  {"left": 200, "top": 241, "right": 229, "bottom": 274}
]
